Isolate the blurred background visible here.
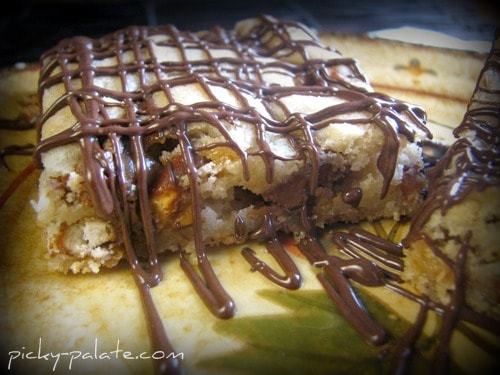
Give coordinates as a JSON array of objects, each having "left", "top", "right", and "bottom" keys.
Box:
[{"left": 1, "top": 0, "right": 498, "bottom": 68}]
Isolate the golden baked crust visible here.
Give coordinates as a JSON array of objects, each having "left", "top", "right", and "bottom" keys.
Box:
[{"left": 32, "top": 15, "right": 430, "bottom": 274}]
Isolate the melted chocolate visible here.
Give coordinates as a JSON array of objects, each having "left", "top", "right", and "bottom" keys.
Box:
[
  {"left": 0, "top": 162, "right": 36, "bottom": 210},
  {"left": 0, "top": 109, "right": 36, "bottom": 170},
  {"left": 400, "top": 31, "right": 500, "bottom": 374},
  {"left": 0, "top": 118, "right": 36, "bottom": 130},
  {"left": 404, "top": 32, "right": 500, "bottom": 243},
  {"left": 0, "top": 144, "right": 35, "bottom": 170},
  {"left": 27, "top": 15, "right": 500, "bottom": 375},
  {"left": 0, "top": 110, "right": 37, "bottom": 207},
  {"left": 341, "top": 187, "right": 363, "bottom": 207}
]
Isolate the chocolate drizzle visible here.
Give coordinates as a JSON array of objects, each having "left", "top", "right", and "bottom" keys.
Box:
[
  {"left": 34, "top": 14, "right": 500, "bottom": 375},
  {"left": 0, "top": 144, "right": 35, "bottom": 170},
  {"left": 341, "top": 186, "right": 363, "bottom": 207},
  {"left": 0, "top": 119, "right": 36, "bottom": 130},
  {"left": 241, "top": 212, "right": 302, "bottom": 289},
  {"left": 400, "top": 31, "right": 500, "bottom": 374},
  {"left": 404, "top": 32, "right": 500, "bottom": 241},
  {"left": 0, "top": 97, "right": 37, "bottom": 170},
  {"left": 298, "top": 232, "right": 389, "bottom": 345},
  {"left": 0, "top": 104, "right": 37, "bottom": 208}
]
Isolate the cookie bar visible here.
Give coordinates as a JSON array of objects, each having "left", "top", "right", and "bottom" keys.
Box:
[
  {"left": 32, "top": 15, "right": 430, "bottom": 273},
  {"left": 402, "top": 31, "right": 500, "bottom": 320}
]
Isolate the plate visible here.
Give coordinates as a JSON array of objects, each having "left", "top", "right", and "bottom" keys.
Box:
[{"left": 0, "top": 33, "right": 498, "bottom": 375}]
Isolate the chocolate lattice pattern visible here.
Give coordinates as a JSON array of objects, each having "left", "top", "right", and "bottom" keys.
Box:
[{"left": 33, "top": 16, "right": 436, "bottom": 375}]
